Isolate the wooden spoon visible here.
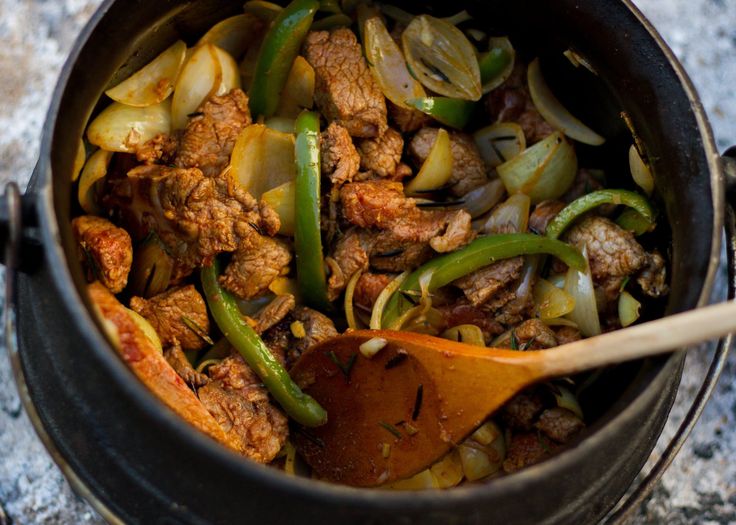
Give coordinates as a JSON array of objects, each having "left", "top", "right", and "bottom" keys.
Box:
[{"left": 289, "top": 301, "right": 736, "bottom": 487}]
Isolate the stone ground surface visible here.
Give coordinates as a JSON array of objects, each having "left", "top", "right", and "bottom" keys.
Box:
[{"left": 0, "top": 0, "right": 735, "bottom": 523}]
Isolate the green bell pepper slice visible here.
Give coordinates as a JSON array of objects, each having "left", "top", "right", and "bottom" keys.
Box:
[
  {"left": 545, "top": 189, "right": 656, "bottom": 240},
  {"left": 201, "top": 262, "right": 327, "bottom": 427},
  {"left": 249, "top": 0, "right": 319, "bottom": 118},
  {"left": 406, "top": 97, "right": 477, "bottom": 129},
  {"left": 380, "top": 234, "right": 586, "bottom": 329}
]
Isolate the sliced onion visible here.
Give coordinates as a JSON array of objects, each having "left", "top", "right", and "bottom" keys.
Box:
[
  {"left": 389, "top": 469, "right": 439, "bottom": 490},
  {"left": 171, "top": 44, "right": 222, "bottom": 130},
  {"left": 276, "top": 56, "right": 315, "bottom": 118},
  {"left": 359, "top": 337, "right": 388, "bottom": 358},
  {"left": 261, "top": 180, "right": 296, "bottom": 235},
  {"left": 547, "top": 273, "right": 567, "bottom": 289},
  {"left": 230, "top": 124, "right": 296, "bottom": 198},
  {"left": 344, "top": 269, "right": 363, "bottom": 330},
  {"left": 125, "top": 308, "right": 163, "bottom": 353},
  {"left": 474, "top": 122, "right": 526, "bottom": 168},
  {"left": 77, "top": 149, "right": 112, "bottom": 214},
  {"left": 364, "top": 16, "right": 426, "bottom": 110},
  {"left": 283, "top": 441, "right": 297, "bottom": 475},
  {"left": 72, "top": 139, "right": 86, "bottom": 182},
  {"left": 236, "top": 294, "right": 276, "bottom": 317},
  {"left": 543, "top": 317, "right": 579, "bottom": 328},
  {"left": 442, "top": 324, "right": 485, "bottom": 347},
  {"left": 379, "top": 4, "right": 414, "bottom": 25},
  {"left": 564, "top": 246, "right": 601, "bottom": 337},
  {"left": 105, "top": 40, "right": 186, "bottom": 107},
  {"left": 213, "top": 45, "right": 242, "bottom": 95},
  {"left": 483, "top": 193, "right": 530, "bottom": 234},
  {"left": 458, "top": 444, "right": 495, "bottom": 481},
  {"left": 533, "top": 278, "right": 575, "bottom": 320},
  {"left": 242, "top": 0, "right": 283, "bottom": 21},
  {"left": 527, "top": 58, "right": 605, "bottom": 146},
  {"left": 480, "top": 37, "right": 515, "bottom": 94},
  {"left": 197, "top": 14, "right": 264, "bottom": 58},
  {"left": 629, "top": 144, "right": 654, "bottom": 196},
  {"left": 618, "top": 290, "right": 641, "bottom": 328},
  {"left": 128, "top": 234, "right": 174, "bottom": 298},
  {"left": 265, "top": 117, "right": 296, "bottom": 133},
  {"left": 385, "top": 269, "right": 435, "bottom": 331},
  {"left": 87, "top": 99, "right": 171, "bottom": 153},
  {"left": 402, "top": 15, "right": 481, "bottom": 101},
  {"left": 370, "top": 271, "right": 409, "bottom": 330},
  {"left": 429, "top": 450, "right": 464, "bottom": 489},
  {"left": 551, "top": 384, "right": 584, "bottom": 419},
  {"left": 563, "top": 49, "right": 597, "bottom": 75},
  {"left": 462, "top": 179, "right": 506, "bottom": 219},
  {"left": 404, "top": 128, "right": 453, "bottom": 195},
  {"left": 496, "top": 131, "right": 577, "bottom": 204},
  {"left": 443, "top": 10, "right": 472, "bottom": 25},
  {"left": 239, "top": 36, "right": 264, "bottom": 89}
]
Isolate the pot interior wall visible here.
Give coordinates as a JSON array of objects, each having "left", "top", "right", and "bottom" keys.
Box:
[{"left": 36, "top": 0, "right": 717, "bottom": 522}]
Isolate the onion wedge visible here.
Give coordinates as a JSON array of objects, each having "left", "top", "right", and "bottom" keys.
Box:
[
  {"left": 86, "top": 99, "right": 171, "bottom": 153},
  {"left": 197, "top": 14, "right": 264, "bottom": 58},
  {"left": 564, "top": 246, "right": 601, "bottom": 337},
  {"left": 533, "top": 278, "right": 576, "bottom": 320},
  {"left": 275, "top": 56, "right": 315, "bottom": 118},
  {"left": 527, "top": 58, "right": 605, "bottom": 146},
  {"left": 629, "top": 144, "right": 654, "bottom": 196},
  {"left": 105, "top": 40, "right": 187, "bottom": 107},
  {"left": 72, "top": 139, "right": 86, "bottom": 182},
  {"left": 618, "top": 290, "right": 641, "bottom": 328},
  {"left": 230, "top": 124, "right": 296, "bottom": 198},
  {"left": 474, "top": 122, "right": 526, "bottom": 168},
  {"left": 213, "top": 46, "right": 242, "bottom": 96},
  {"left": 77, "top": 149, "right": 112, "bottom": 214},
  {"left": 261, "top": 180, "right": 296, "bottom": 235},
  {"left": 364, "top": 16, "right": 426, "bottom": 110},
  {"left": 404, "top": 128, "right": 453, "bottom": 195},
  {"left": 171, "top": 44, "right": 222, "bottom": 130}
]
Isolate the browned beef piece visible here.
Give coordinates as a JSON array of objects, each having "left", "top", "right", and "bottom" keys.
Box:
[
  {"left": 408, "top": 127, "right": 487, "bottom": 196},
  {"left": 198, "top": 353, "right": 288, "bottom": 463},
  {"left": 502, "top": 432, "right": 555, "bottom": 473},
  {"left": 637, "top": 251, "right": 669, "bottom": 298},
  {"left": 88, "top": 282, "right": 237, "bottom": 450},
  {"left": 554, "top": 325, "right": 582, "bottom": 345},
  {"left": 499, "top": 389, "right": 546, "bottom": 431},
  {"left": 321, "top": 122, "right": 360, "bottom": 185},
  {"left": 357, "top": 128, "right": 411, "bottom": 179},
  {"left": 564, "top": 216, "right": 648, "bottom": 303},
  {"left": 130, "top": 284, "right": 211, "bottom": 352},
  {"left": 326, "top": 230, "right": 371, "bottom": 301},
  {"left": 174, "top": 89, "right": 252, "bottom": 177},
  {"left": 106, "top": 165, "right": 277, "bottom": 270},
  {"left": 453, "top": 258, "right": 524, "bottom": 307},
  {"left": 290, "top": 306, "right": 338, "bottom": 363},
  {"left": 303, "top": 28, "right": 387, "bottom": 138},
  {"left": 164, "top": 341, "right": 209, "bottom": 388},
  {"left": 219, "top": 236, "right": 292, "bottom": 300},
  {"left": 535, "top": 407, "right": 585, "bottom": 443},
  {"left": 435, "top": 300, "right": 505, "bottom": 341},
  {"left": 261, "top": 322, "right": 291, "bottom": 364},
  {"left": 529, "top": 200, "right": 566, "bottom": 235},
  {"left": 388, "top": 101, "right": 431, "bottom": 133},
  {"left": 252, "top": 294, "right": 295, "bottom": 335},
  {"left": 136, "top": 133, "right": 179, "bottom": 165},
  {"left": 353, "top": 272, "right": 393, "bottom": 311},
  {"left": 486, "top": 63, "right": 555, "bottom": 144},
  {"left": 369, "top": 236, "right": 433, "bottom": 272},
  {"left": 493, "top": 319, "right": 557, "bottom": 349},
  {"left": 72, "top": 215, "right": 132, "bottom": 294}
]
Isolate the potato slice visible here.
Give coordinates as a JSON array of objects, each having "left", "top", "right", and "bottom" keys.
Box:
[
  {"left": 230, "top": 124, "right": 296, "bottom": 199},
  {"left": 261, "top": 180, "right": 296, "bottom": 235},
  {"left": 197, "top": 14, "right": 264, "bottom": 59},
  {"left": 171, "top": 44, "right": 222, "bottom": 130},
  {"left": 275, "top": 56, "right": 315, "bottom": 118},
  {"left": 78, "top": 149, "right": 112, "bottom": 214},
  {"left": 213, "top": 46, "right": 242, "bottom": 96},
  {"left": 86, "top": 99, "right": 172, "bottom": 153},
  {"left": 105, "top": 40, "right": 186, "bottom": 107}
]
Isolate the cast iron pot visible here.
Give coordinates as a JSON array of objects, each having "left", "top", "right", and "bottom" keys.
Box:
[{"left": 2, "top": 0, "right": 734, "bottom": 523}]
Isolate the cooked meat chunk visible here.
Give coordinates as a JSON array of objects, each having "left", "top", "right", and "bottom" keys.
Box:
[
  {"left": 290, "top": 306, "right": 338, "bottom": 362},
  {"left": 637, "top": 251, "right": 669, "bottom": 298},
  {"left": 499, "top": 389, "right": 546, "bottom": 431},
  {"left": 326, "top": 230, "right": 371, "bottom": 300},
  {"left": 565, "top": 216, "right": 648, "bottom": 299},
  {"left": 72, "top": 215, "right": 132, "bottom": 294},
  {"left": 554, "top": 325, "right": 582, "bottom": 345},
  {"left": 529, "top": 200, "right": 566, "bottom": 235},
  {"left": 130, "top": 284, "right": 211, "bottom": 352},
  {"left": 252, "top": 294, "right": 296, "bottom": 334},
  {"left": 369, "top": 236, "right": 433, "bottom": 273},
  {"left": 486, "top": 63, "right": 555, "bottom": 144},
  {"left": 174, "top": 89, "right": 252, "bottom": 177},
  {"left": 198, "top": 353, "right": 288, "bottom": 463},
  {"left": 388, "top": 101, "right": 431, "bottom": 133},
  {"left": 88, "top": 282, "right": 235, "bottom": 450},
  {"left": 535, "top": 408, "right": 585, "bottom": 443},
  {"left": 353, "top": 272, "right": 393, "bottom": 311},
  {"left": 502, "top": 432, "right": 554, "bottom": 474},
  {"left": 436, "top": 300, "right": 505, "bottom": 341},
  {"left": 303, "top": 29, "right": 387, "bottom": 138},
  {"left": 164, "top": 341, "right": 210, "bottom": 388},
  {"left": 408, "top": 128, "right": 487, "bottom": 196},
  {"left": 136, "top": 133, "right": 179, "bottom": 165},
  {"left": 321, "top": 122, "right": 360, "bottom": 185},
  {"left": 106, "top": 165, "right": 277, "bottom": 270},
  {"left": 494, "top": 319, "right": 557, "bottom": 349},
  {"left": 357, "top": 128, "right": 408, "bottom": 179},
  {"left": 454, "top": 258, "right": 524, "bottom": 307},
  {"left": 220, "top": 236, "right": 292, "bottom": 300}
]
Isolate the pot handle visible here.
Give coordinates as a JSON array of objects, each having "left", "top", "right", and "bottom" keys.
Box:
[{"left": 605, "top": 150, "right": 736, "bottom": 524}]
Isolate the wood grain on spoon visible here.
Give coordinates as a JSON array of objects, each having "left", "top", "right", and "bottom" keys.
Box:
[{"left": 290, "top": 301, "right": 736, "bottom": 487}]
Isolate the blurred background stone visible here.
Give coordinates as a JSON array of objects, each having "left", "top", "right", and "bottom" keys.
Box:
[{"left": 0, "top": 0, "right": 734, "bottom": 523}]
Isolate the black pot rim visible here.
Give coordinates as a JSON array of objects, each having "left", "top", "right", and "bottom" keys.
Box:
[{"left": 23, "top": 0, "right": 725, "bottom": 520}]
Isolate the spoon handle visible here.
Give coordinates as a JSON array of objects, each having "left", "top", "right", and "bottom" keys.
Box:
[{"left": 537, "top": 300, "right": 736, "bottom": 377}]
